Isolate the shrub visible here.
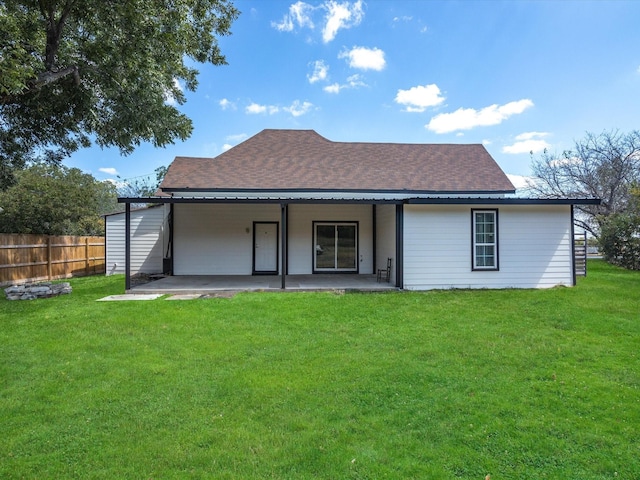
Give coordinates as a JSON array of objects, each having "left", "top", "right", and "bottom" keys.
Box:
[{"left": 598, "top": 212, "right": 640, "bottom": 270}]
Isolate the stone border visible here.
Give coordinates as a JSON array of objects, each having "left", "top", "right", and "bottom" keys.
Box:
[{"left": 4, "top": 282, "right": 72, "bottom": 300}]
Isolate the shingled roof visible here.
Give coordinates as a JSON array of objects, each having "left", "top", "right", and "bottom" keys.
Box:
[{"left": 160, "top": 129, "right": 515, "bottom": 194}]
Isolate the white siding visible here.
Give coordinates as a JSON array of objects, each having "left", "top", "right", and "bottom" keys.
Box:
[
  {"left": 403, "top": 204, "right": 574, "bottom": 290},
  {"left": 174, "top": 204, "right": 280, "bottom": 275},
  {"left": 105, "top": 205, "right": 168, "bottom": 275},
  {"left": 375, "top": 204, "right": 396, "bottom": 282},
  {"left": 287, "top": 204, "right": 373, "bottom": 274},
  {"left": 173, "top": 203, "right": 374, "bottom": 275}
]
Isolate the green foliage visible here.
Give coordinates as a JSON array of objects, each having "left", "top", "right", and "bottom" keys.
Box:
[
  {"left": 0, "top": 0, "right": 239, "bottom": 188},
  {"left": 0, "top": 163, "right": 118, "bottom": 235},
  {"left": 598, "top": 186, "right": 640, "bottom": 269},
  {"left": 1, "top": 261, "right": 639, "bottom": 478}
]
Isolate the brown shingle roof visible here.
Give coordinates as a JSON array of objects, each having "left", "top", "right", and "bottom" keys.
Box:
[{"left": 160, "top": 129, "right": 515, "bottom": 193}]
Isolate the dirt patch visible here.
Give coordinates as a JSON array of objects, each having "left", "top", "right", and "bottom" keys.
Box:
[{"left": 201, "top": 291, "right": 239, "bottom": 299}]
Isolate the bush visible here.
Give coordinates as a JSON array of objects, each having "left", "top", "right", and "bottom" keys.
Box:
[{"left": 599, "top": 213, "right": 640, "bottom": 270}]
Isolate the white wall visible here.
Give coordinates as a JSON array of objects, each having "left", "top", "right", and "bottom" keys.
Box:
[
  {"left": 105, "top": 205, "right": 168, "bottom": 275},
  {"left": 174, "top": 204, "right": 280, "bottom": 275},
  {"left": 287, "top": 204, "right": 374, "bottom": 274},
  {"left": 375, "top": 204, "right": 396, "bottom": 282},
  {"left": 403, "top": 204, "right": 574, "bottom": 290},
  {"left": 173, "top": 203, "right": 374, "bottom": 275}
]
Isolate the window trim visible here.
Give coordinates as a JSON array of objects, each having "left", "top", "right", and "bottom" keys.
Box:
[
  {"left": 471, "top": 209, "right": 499, "bottom": 271},
  {"left": 312, "top": 221, "right": 359, "bottom": 274}
]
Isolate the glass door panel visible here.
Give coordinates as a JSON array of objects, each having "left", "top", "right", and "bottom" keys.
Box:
[
  {"left": 337, "top": 225, "right": 356, "bottom": 269},
  {"left": 316, "top": 225, "right": 336, "bottom": 269},
  {"left": 314, "top": 223, "right": 358, "bottom": 272}
]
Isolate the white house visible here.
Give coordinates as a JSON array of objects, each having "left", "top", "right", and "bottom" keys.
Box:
[
  {"left": 104, "top": 204, "right": 169, "bottom": 275},
  {"left": 117, "top": 129, "right": 599, "bottom": 291}
]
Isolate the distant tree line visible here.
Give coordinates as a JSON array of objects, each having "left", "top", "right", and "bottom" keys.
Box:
[
  {"left": 531, "top": 130, "right": 640, "bottom": 270},
  {"left": 0, "top": 164, "right": 167, "bottom": 236}
]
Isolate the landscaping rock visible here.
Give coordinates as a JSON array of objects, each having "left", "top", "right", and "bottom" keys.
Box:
[{"left": 4, "top": 282, "right": 72, "bottom": 300}]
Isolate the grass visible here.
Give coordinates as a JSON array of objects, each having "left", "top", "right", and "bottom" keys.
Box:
[{"left": 1, "top": 260, "right": 639, "bottom": 479}]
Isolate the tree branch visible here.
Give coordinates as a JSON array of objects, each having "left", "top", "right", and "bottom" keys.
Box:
[{"left": 32, "top": 66, "right": 80, "bottom": 89}]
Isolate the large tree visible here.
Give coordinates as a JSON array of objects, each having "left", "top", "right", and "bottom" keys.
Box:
[
  {"left": 0, "top": 0, "right": 239, "bottom": 188},
  {"left": 0, "top": 163, "right": 119, "bottom": 235},
  {"left": 530, "top": 130, "right": 640, "bottom": 236}
]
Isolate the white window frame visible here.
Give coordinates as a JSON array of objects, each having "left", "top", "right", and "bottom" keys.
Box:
[{"left": 472, "top": 209, "right": 499, "bottom": 271}]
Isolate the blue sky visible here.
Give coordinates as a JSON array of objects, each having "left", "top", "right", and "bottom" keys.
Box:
[{"left": 68, "top": 0, "right": 640, "bottom": 191}]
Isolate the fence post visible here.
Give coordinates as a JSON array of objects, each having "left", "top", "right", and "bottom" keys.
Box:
[
  {"left": 85, "top": 237, "right": 90, "bottom": 275},
  {"left": 47, "top": 236, "right": 52, "bottom": 280}
]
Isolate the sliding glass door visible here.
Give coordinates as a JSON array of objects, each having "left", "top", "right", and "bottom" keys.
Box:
[{"left": 314, "top": 222, "right": 358, "bottom": 272}]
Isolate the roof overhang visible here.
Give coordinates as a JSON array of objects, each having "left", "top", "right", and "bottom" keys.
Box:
[
  {"left": 118, "top": 196, "right": 601, "bottom": 206},
  {"left": 406, "top": 197, "right": 602, "bottom": 205}
]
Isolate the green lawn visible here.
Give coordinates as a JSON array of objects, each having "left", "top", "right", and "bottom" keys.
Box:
[{"left": 1, "top": 260, "right": 639, "bottom": 479}]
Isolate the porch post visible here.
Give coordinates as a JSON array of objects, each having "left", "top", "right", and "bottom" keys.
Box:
[
  {"left": 571, "top": 204, "right": 576, "bottom": 286},
  {"left": 395, "top": 203, "right": 404, "bottom": 289},
  {"left": 168, "top": 203, "right": 174, "bottom": 275},
  {"left": 372, "top": 204, "right": 377, "bottom": 273},
  {"left": 125, "top": 202, "right": 131, "bottom": 290},
  {"left": 281, "top": 203, "right": 288, "bottom": 289}
]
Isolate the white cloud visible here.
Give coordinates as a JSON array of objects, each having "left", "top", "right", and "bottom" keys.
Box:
[
  {"left": 272, "top": 1, "right": 316, "bottom": 32},
  {"left": 222, "top": 144, "right": 233, "bottom": 151},
  {"left": 245, "top": 101, "right": 311, "bottom": 117},
  {"left": 502, "top": 132, "right": 550, "bottom": 154},
  {"left": 246, "top": 103, "right": 279, "bottom": 115},
  {"left": 506, "top": 173, "right": 536, "bottom": 192},
  {"left": 272, "top": 1, "right": 363, "bottom": 42},
  {"left": 226, "top": 133, "right": 248, "bottom": 143},
  {"left": 246, "top": 103, "right": 267, "bottom": 114},
  {"left": 503, "top": 139, "right": 550, "bottom": 154},
  {"left": 323, "top": 74, "right": 367, "bottom": 94},
  {"left": 322, "top": 0, "right": 364, "bottom": 43},
  {"left": 637, "top": 65, "right": 640, "bottom": 74},
  {"left": 514, "top": 131, "right": 549, "bottom": 141},
  {"left": 99, "top": 167, "right": 118, "bottom": 176},
  {"left": 339, "top": 46, "right": 386, "bottom": 71},
  {"left": 395, "top": 84, "right": 445, "bottom": 112},
  {"left": 308, "top": 60, "right": 329, "bottom": 83},
  {"left": 324, "top": 83, "right": 341, "bottom": 94},
  {"left": 284, "top": 100, "right": 314, "bottom": 117},
  {"left": 482, "top": 139, "right": 492, "bottom": 146},
  {"left": 426, "top": 99, "right": 534, "bottom": 134},
  {"left": 219, "top": 98, "right": 236, "bottom": 110}
]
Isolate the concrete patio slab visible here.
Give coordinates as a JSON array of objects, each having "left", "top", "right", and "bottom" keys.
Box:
[
  {"left": 97, "top": 294, "right": 164, "bottom": 301},
  {"left": 165, "top": 294, "right": 204, "bottom": 300},
  {"left": 129, "top": 274, "right": 396, "bottom": 295}
]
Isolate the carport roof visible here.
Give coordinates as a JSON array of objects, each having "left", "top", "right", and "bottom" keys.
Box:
[{"left": 159, "top": 129, "right": 517, "bottom": 195}]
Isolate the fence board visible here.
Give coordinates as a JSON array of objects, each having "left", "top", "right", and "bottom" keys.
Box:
[{"left": 0, "top": 234, "right": 105, "bottom": 285}]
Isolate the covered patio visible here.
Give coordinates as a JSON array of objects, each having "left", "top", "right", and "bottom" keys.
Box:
[{"left": 130, "top": 274, "right": 397, "bottom": 295}]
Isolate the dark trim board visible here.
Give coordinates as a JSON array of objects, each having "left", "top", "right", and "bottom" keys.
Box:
[
  {"left": 118, "top": 196, "right": 601, "bottom": 206},
  {"left": 395, "top": 205, "right": 403, "bottom": 289},
  {"left": 160, "top": 187, "right": 517, "bottom": 196},
  {"left": 407, "top": 197, "right": 601, "bottom": 206}
]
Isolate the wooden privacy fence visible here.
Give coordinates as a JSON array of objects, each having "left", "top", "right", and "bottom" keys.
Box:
[{"left": 0, "top": 234, "right": 105, "bottom": 285}]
